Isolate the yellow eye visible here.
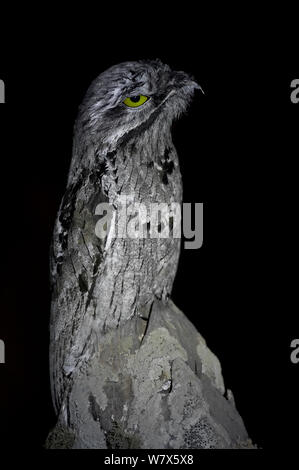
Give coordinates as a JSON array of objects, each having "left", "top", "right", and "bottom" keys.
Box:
[{"left": 123, "top": 95, "right": 149, "bottom": 108}]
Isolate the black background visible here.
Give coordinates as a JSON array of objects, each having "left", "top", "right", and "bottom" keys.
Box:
[{"left": 0, "top": 14, "right": 298, "bottom": 455}]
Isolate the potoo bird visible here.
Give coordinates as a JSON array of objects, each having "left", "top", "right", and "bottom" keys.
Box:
[{"left": 50, "top": 59, "right": 200, "bottom": 415}]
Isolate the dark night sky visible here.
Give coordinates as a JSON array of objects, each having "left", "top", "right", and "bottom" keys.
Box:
[{"left": 0, "top": 17, "right": 298, "bottom": 454}]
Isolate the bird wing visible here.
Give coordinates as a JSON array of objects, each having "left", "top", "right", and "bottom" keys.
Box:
[{"left": 49, "top": 167, "right": 110, "bottom": 414}]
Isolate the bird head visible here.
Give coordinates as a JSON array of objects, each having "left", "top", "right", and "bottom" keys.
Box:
[{"left": 76, "top": 59, "right": 201, "bottom": 154}]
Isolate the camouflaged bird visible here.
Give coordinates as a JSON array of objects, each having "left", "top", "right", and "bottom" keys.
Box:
[{"left": 49, "top": 59, "right": 200, "bottom": 415}]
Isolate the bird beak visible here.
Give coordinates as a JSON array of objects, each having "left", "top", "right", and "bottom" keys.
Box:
[{"left": 171, "top": 70, "right": 204, "bottom": 94}]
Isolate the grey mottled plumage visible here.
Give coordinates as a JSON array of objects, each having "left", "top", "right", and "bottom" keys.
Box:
[{"left": 50, "top": 59, "right": 200, "bottom": 416}]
